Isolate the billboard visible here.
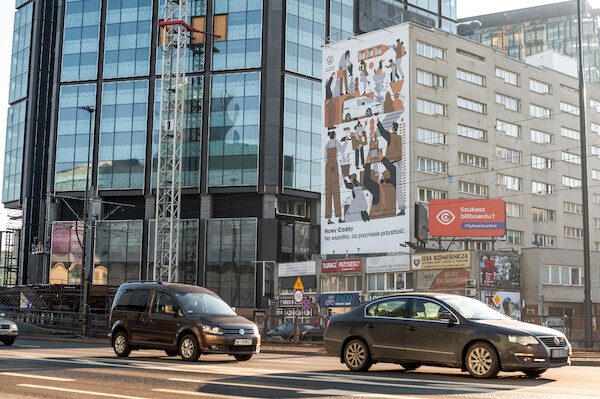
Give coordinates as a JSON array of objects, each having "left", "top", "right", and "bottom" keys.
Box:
[
  {"left": 411, "top": 251, "right": 471, "bottom": 270},
  {"left": 416, "top": 268, "right": 470, "bottom": 290},
  {"left": 321, "top": 25, "right": 410, "bottom": 254},
  {"left": 480, "top": 253, "right": 520, "bottom": 288},
  {"left": 481, "top": 291, "right": 521, "bottom": 320},
  {"left": 321, "top": 259, "right": 362, "bottom": 273},
  {"left": 429, "top": 199, "right": 506, "bottom": 237}
]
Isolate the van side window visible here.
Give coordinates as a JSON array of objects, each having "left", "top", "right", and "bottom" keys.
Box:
[
  {"left": 115, "top": 289, "right": 150, "bottom": 312},
  {"left": 152, "top": 292, "right": 177, "bottom": 314}
]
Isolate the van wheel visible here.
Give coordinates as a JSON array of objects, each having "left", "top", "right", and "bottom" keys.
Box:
[
  {"left": 344, "top": 338, "right": 372, "bottom": 372},
  {"left": 234, "top": 354, "right": 252, "bottom": 361},
  {"left": 465, "top": 342, "right": 499, "bottom": 378},
  {"left": 345, "top": 113, "right": 352, "bottom": 122},
  {"left": 365, "top": 108, "right": 372, "bottom": 117},
  {"left": 179, "top": 334, "right": 200, "bottom": 362},
  {"left": 113, "top": 332, "right": 131, "bottom": 357}
]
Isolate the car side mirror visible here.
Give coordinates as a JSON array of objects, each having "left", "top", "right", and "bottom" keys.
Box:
[
  {"left": 164, "top": 305, "right": 176, "bottom": 315},
  {"left": 439, "top": 310, "right": 457, "bottom": 324}
]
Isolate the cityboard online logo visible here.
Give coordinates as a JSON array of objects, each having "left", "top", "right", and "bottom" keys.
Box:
[{"left": 436, "top": 210, "right": 455, "bottom": 225}]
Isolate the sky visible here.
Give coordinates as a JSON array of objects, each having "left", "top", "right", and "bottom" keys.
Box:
[{"left": 0, "top": 0, "right": 598, "bottom": 230}]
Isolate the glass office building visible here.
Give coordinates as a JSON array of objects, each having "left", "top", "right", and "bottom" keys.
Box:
[{"left": 4, "top": 0, "right": 456, "bottom": 308}]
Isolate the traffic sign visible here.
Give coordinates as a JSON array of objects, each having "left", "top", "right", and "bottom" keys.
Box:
[
  {"left": 293, "top": 277, "right": 304, "bottom": 290},
  {"left": 301, "top": 299, "right": 311, "bottom": 310},
  {"left": 293, "top": 289, "right": 304, "bottom": 303}
]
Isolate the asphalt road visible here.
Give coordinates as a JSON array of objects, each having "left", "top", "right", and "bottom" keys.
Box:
[{"left": 0, "top": 337, "right": 598, "bottom": 399}]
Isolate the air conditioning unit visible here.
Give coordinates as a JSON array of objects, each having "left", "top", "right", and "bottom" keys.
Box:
[
  {"left": 465, "top": 279, "right": 476, "bottom": 288},
  {"left": 464, "top": 288, "right": 477, "bottom": 297}
]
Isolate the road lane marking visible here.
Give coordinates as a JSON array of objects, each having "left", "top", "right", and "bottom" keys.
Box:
[
  {"left": 17, "top": 384, "right": 149, "bottom": 399},
  {"left": 152, "top": 388, "right": 248, "bottom": 398},
  {"left": 0, "top": 372, "right": 75, "bottom": 382},
  {"left": 13, "top": 345, "right": 42, "bottom": 348}
]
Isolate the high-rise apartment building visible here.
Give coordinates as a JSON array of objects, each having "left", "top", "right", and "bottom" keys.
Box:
[
  {"left": 457, "top": 0, "right": 600, "bottom": 84},
  {"left": 0, "top": 0, "right": 459, "bottom": 309}
]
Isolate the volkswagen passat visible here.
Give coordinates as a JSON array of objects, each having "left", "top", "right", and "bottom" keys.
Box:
[{"left": 324, "top": 293, "right": 571, "bottom": 378}]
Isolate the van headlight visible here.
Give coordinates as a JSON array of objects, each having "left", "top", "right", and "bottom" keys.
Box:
[
  {"left": 252, "top": 325, "right": 259, "bottom": 335},
  {"left": 508, "top": 335, "right": 539, "bottom": 345},
  {"left": 10, "top": 323, "right": 17, "bottom": 331},
  {"left": 202, "top": 325, "right": 223, "bottom": 335}
]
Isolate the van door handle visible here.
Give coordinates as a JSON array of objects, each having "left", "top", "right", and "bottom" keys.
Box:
[{"left": 366, "top": 324, "right": 375, "bottom": 329}]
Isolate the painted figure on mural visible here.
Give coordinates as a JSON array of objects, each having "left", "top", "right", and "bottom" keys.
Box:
[
  {"left": 388, "top": 39, "right": 405, "bottom": 80},
  {"left": 325, "top": 72, "right": 336, "bottom": 128},
  {"left": 343, "top": 174, "right": 369, "bottom": 222},
  {"left": 359, "top": 60, "right": 369, "bottom": 95},
  {"left": 338, "top": 50, "right": 353, "bottom": 95},
  {"left": 324, "top": 130, "right": 348, "bottom": 224},
  {"left": 376, "top": 117, "right": 406, "bottom": 216},
  {"left": 352, "top": 120, "right": 367, "bottom": 169}
]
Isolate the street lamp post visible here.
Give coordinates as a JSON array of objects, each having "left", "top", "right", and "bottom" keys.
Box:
[{"left": 79, "top": 105, "right": 95, "bottom": 338}]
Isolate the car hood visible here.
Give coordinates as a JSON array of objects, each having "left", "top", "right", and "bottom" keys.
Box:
[
  {"left": 471, "top": 319, "right": 564, "bottom": 337},
  {"left": 189, "top": 314, "right": 255, "bottom": 328}
]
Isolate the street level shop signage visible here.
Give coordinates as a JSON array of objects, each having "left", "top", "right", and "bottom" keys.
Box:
[
  {"left": 319, "top": 293, "right": 360, "bottom": 307},
  {"left": 429, "top": 199, "right": 506, "bottom": 237},
  {"left": 321, "top": 259, "right": 362, "bottom": 273},
  {"left": 365, "top": 255, "right": 410, "bottom": 273},
  {"left": 279, "top": 298, "right": 312, "bottom": 308},
  {"left": 411, "top": 251, "right": 470, "bottom": 270}
]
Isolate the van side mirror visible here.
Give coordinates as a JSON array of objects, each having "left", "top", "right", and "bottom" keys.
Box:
[{"left": 439, "top": 310, "right": 457, "bottom": 324}]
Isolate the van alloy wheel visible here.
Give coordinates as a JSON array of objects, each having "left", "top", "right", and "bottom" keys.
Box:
[
  {"left": 179, "top": 334, "right": 200, "bottom": 362},
  {"left": 113, "top": 332, "right": 131, "bottom": 357}
]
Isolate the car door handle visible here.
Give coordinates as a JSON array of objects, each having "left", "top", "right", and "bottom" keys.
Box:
[
  {"left": 366, "top": 324, "right": 375, "bottom": 329},
  {"left": 407, "top": 326, "right": 416, "bottom": 332}
]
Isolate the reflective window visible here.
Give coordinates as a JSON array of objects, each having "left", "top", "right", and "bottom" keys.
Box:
[
  {"left": 279, "top": 220, "right": 314, "bottom": 262},
  {"left": 93, "top": 220, "right": 143, "bottom": 286},
  {"left": 286, "top": 0, "right": 324, "bottom": 77},
  {"left": 408, "top": 0, "right": 438, "bottom": 13},
  {"left": 330, "top": 0, "right": 354, "bottom": 41},
  {"left": 153, "top": 77, "right": 203, "bottom": 188},
  {"left": 283, "top": 75, "right": 321, "bottom": 192},
  {"left": 441, "top": 0, "right": 456, "bottom": 19},
  {"left": 99, "top": 80, "right": 148, "bottom": 189},
  {"left": 3, "top": 101, "right": 27, "bottom": 203},
  {"left": 366, "top": 298, "right": 408, "bottom": 318},
  {"left": 205, "top": 218, "right": 257, "bottom": 308},
  {"left": 16, "top": 0, "right": 32, "bottom": 7},
  {"left": 104, "top": 0, "right": 152, "bottom": 78},
  {"left": 55, "top": 84, "right": 96, "bottom": 191},
  {"left": 208, "top": 72, "right": 260, "bottom": 186},
  {"left": 62, "top": 0, "right": 101, "bottom": 82},
  {"left": 212, "top": 0, "right": 262, "bottom": 70},
  {"left": 49, "top": 222, "right": 84, "bottom": 284},
  {"left": 148, "top": 219, "right": 199, "bottom": 284},
  {"left": 9, "top": 2, "right": 33, "bottom": 103},
  {"left": 408, "top": 298, "right": 445, "bottom": 320}
]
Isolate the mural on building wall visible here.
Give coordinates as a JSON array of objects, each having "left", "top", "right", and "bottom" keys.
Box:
[
  {"left": 321, "top": 24, "right": 410, "bottom": 254},
  {"left": 480, "top": 254, "right": 521, "bottom": 289}
]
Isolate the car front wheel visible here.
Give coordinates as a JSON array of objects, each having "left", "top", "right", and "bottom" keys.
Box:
[
  {"left": 179, "top": 334, "right": 200, "bottom": 362},
  {"left": 2, "top": 338, "right": 15, "bottom": 346},
  {"left": 345, "top": 113, "right": 352, "bottom": 122},
  {"left": 365, "top": 108, "right": 372, "bottom": 117},
  {"left": 344, "top": 338, "right": 372, "bottom": 372},
  {"left": 465, "top": 342, "right": 499, "bottom": 379},
  {"left": 113, "top": 332, "right": 131, "bottom": 357},
  {"left": 524, "top": 368, "right": 547, "bottom": 378}
]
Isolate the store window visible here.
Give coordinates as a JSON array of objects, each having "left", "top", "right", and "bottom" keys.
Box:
[{"left": 367, "top": 272, "right": 413, "bottom": 291}]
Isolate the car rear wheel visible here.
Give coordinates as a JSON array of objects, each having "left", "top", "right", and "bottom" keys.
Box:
[
  {"left": 400, "top": 363, "right": 421, "bottom": 371},
  {"left": 524, "top": 368, "right": 547, "bottom": 378},
  {"left": 465, "top": 342, "right": 499, "bottom": 379},
  {"left": 365, "top": 108, "right": 372, "bottom": 117},
  {"left": 344, "top": 338, "right": 372, "bottom": 372},
  {"left": 179, "top": 334, "right": 200, "bottom": 362},
  {"left": 234, "top": 354, "right": 252, "bottom": 361},
  {"left": 113, "top": 332, "right": 131, "bottom": 357},
  {"left": 345, "top": 113, "right": 352, "bottom": 122},
  {"left": 2, "top": 338, "right": 15, "bottom": 346}
]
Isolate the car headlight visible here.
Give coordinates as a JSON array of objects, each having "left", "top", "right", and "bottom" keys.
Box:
[
  {"left": 201, "top": 325, "right": 223, "bottom": 335},
  {"left": 508, "top": 335, "right": 539, "bottom": 345},
  {"left": 10, "top": 323, "right": 17, "bottom": 331},
  {"left": 252, "top": 325, "right": 259, "bottom": 335}
]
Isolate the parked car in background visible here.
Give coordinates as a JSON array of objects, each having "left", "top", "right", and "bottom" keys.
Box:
[
  {"left": 324, "top": 293, "right": 571, "bottom": 379},
  {"left": 109, "top": 281, "right": 260, "bottom": 362},
  {"left": 267, "top": 322, "right": 315, "bottom": 341},
  {"left": 302, "top": 323, "right": 326, "bottom": 341},
  {"left": 0, "top": 313, "right": 18, "bottom": 346}
]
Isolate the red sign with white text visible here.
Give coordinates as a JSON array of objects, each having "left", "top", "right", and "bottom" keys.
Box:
[
  {"left": 321, "top": 259, "right": 362, "bottom": 273},
  {"left": 429, "top": 199, "right": 506, "bottom": 237}
]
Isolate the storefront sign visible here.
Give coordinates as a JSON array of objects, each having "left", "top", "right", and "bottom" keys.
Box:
[
  {"left": 319, "top": 293, "right": 360, "bottom": 307},
  {"left": 278, "top": 261, "right": 316, "bottom": 277},
  {"left": 279, "top": 297, "right": 312, "bottom": 308},
  {"left": 366, "top": 255, "right": 410, "bottom": 273},
  {"left": 321, "top": 259, "right": 362, "bottom": 273},
  {"left": 429, "top": 199, "right": 506, "bottom": 237},
  {"left": 411, "top": 251, "right": 470, "bottom": 270}
]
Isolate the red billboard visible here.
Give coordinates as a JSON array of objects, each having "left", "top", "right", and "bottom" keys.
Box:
[
  {"left": 429, "top": 199, "right": 506, "bottom": 237},
  {"left": 321, "top": 259, "right": 362, "bottom": 273}
]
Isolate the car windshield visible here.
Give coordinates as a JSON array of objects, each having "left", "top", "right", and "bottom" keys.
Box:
[
  {"left": 443, "top": 297, "right": 510, "bottom": 321},
  {"left": 175, "top": 292, "right": 237, "bottom": 316},
  {"left": 362, "top": 97, "right": 373, "bottom": 104}
]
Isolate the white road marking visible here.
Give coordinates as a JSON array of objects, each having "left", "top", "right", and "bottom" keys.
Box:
[
  {"left": 17, "top": 384, "right": 148, "bottom": 399},
  {"left": 12, "top": 344, "right": 42, "bottom": 348},
  {"left": 152, "top": 388, "right": 248, "bottom": 398},
  {"left": 0, "top": 372, "right": 75, "bottom": 382}
]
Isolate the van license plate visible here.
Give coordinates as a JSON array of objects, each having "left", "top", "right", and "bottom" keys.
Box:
[
  {"left": 234, "top": 339, "right": 252, "bottom": 346},
  {"left": 551, "top": 349, "right": 569, "bottom": 358}
]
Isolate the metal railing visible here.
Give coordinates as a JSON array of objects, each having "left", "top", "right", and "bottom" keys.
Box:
[{"left": 2, "top": 307, "right": 109, "bottom": 337}]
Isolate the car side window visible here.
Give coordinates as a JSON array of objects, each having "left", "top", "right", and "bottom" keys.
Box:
[
  {"left": 115, "top": 289, "right": 150, "bottom": 312},
  {"left": 366, "top": 299, "right": 408, "bottom": 318},
  {"left": 284, "top": 324, "right": 293, "bottom": 331},
  {"left": 151, "top": 292, "right": 177, "bottom": 314},
  {"left": 408, "top": 299, "right": 446, "bottom": 321}
]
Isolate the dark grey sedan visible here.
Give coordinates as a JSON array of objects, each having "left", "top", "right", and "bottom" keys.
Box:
[{"left": 324, "top": 293, "right": 571, "bottom": 378}]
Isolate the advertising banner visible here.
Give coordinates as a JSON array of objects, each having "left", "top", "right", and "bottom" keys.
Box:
[
  {"left": 321, "top": 259, "right": 362, "bottom": 273},
  {"left": 416, "top": 268, "right": 470, "bottom": 290},
  {"left": 411, "top": 251, "right": 470, "bottom": 270},
  {"left": 319, "top": 293, "right": 361, "bottom": 307},
  {"left": 321, "top": 25, "right": 410, "bottom": 254},
  {"left": 480, "top": 254, "right": 520, "bottom": 288},
  {"left": 481, "top": 291, "right": 521, "bottom": 320},
  {"left": 365, "top": 254, "right": 410, "bottom": 273},
  {"left": 278, "top": 261, "right": 316, "bottom": 277},
  {"left": 429, "top": 199, "right": 506, "bottom": 237}
]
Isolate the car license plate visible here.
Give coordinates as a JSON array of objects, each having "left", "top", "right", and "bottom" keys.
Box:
[
  {"left": 551, "top": 348, "right": 569, "bottom": 358},
  {"left": 234, "top": 339, "right": 252, "bottom": 346}
]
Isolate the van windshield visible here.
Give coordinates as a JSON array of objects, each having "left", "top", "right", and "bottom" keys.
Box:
[{"left": 175, "top": 292, "right": 237, "bottom": 316}]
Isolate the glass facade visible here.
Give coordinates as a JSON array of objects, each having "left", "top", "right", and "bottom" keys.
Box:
[
  {"left": 148, "top": 219, "right": 199, "bottom": 284},
  {"left": 104, "top": 0, "right": 152, "bottom": 78},
  {"left": 205, "top": 218, "right": 256, "bottom": 307},
  {"left": 285, "top": 0, "right": 324, "bottom": 78},
  {"left": 212, "top": 0, "right": 262, "bottom": 70},
  {"left": 55, "top": 84, "right": 96, "bottom": 191},
  {"left": 283, "top": 75, "right": 321, "bottom": 192},
  {"left": 99, "top": 80, "right": 148, "bottom": 190},
  {"left": 93, "top": 220, "right": 143, "bottom": 286},
  {"left": 3, "top": 101, "right": 27, "bottom": 203},
  {"left": 153, "top": 78, "right": 203, "bottom": 187},
  {"left": 330, "top": 0, "right": 354, "bottom": 41},
  {"left": 279, "top": 220, "right": 312, "bottom": 262},
  {"left": 208, "top": 72, "right": 260, "bottom": 186},
  {"left": 49, "top": 221, "right": 83, "bottom": 284},
  {"left": 408, "top": 0, "right": 438, "bottom": 13},
  {"left": 9, "top": 2, "right": 33, "bottom": 103},
  {"left": 62, "top": 0, "right": 101, "bottom": 82}
]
